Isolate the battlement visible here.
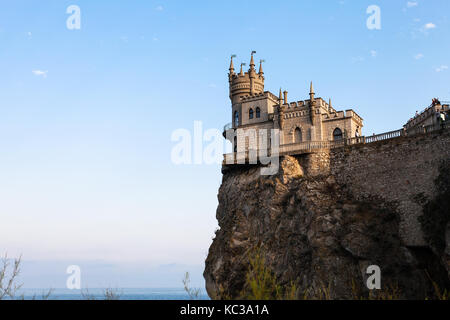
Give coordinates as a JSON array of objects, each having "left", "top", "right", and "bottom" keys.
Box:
[
  {"left": 240, "top": 91, "right": 278, "bottom": 103},
  {"left": 277, "top": 97, "right": 340, "bottom": 113},
  {"left": 322, "top": 109, "right": 364, "bottom": 125},
  {"left": 276, "top": 95, "right": 363, "bottom": 125},
  {"left": 404, "top": 103, "right": 449, "bottom": 130},
  {"left": 230, "top": 71, "right": 264, "bottom": 82}
]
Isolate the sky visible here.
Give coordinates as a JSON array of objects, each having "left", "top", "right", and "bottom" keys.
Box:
[{"left": 0, "top": 0, "right": 449, "bottom": 289}]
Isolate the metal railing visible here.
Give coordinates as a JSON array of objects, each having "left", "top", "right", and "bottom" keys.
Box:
[
  {"left": 365, "top": 129, "right": 404, "bottom": 144},
  {"left": 280, "top": 140, "right": 337, "bottom": 154}
]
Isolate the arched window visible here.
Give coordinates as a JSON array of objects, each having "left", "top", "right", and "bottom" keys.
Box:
[
  {"left": 333, "top": 128, "right": 343, "bottom": 140},
  {"left": 249, "top": 108, "right": 254, "bottom": 120},
  {"left": 294, "top": 127, "right": 302, "bottom": 143},
  {"left": 234, "top": 111, "right": 239, "bottom": 127},
  {"left": 256, "top": 107, "right": 261, "bottom": 118}
]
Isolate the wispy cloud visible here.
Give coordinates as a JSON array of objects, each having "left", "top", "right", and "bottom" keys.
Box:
[
  {"left": 370, "top": 50, "right": 377, "bottom": 58},
  {"left": 424, "top": 22, "right": 436, "bottom": 30},
  {"left": 435, "top": 65, "right": 448, "bottom": 72},
  {"left": 416, "top": 22, "right": 437, "bottom": 36},
  {"left": 414, "top": 53, "right": 424, "bottom": 60},
  {"left": 155, "top": 5, "right": 164, "bottom": 11},
  {"left": 351, "top": 56, "right": 365, "bottom": 63},
  {"left": 407, "top": 1, "right": 418, "bottom": 8},
  {"left": 32, "top": 70, "right": 48, "bottom": 78}
]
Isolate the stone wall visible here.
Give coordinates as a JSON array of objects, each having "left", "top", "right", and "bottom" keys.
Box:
[{"left": 329, "top": 128, "right": 450, "bottom": 246}]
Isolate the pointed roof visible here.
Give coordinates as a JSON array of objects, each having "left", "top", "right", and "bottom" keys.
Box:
[
  {"left": 229, "top": 55, "right": 235, "bottom": 72},
  {"left": 250, "top": 51, "right": 256, "bottom": 69},
  {"left": 310, "top": 81, "right": 315, "bottom": 95},
  {"left": 239, "top": 63, "right": 245, "bottom": 76},
  {"left": 259, "top": 60, "right": 264, "bottom": 74},
  {"left": 279, "top": 88, "right": 283, "bottom": 103}
]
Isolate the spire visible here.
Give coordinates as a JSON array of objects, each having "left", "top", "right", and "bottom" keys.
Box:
[
  {"left": 310, "top": 81, "right": 315, "bottom": 95},
  {"left": 250, "top": 51, "right": 256, "bottom": 69},
  {"left": 309, "top": 82, "right": 316, "bottom": 123},
  {"left": 229, "top": 54, "right": 236, "bottom": 73},
  {"left": 259, "top": 59, "right": 264, "bottom": 74},
  {"left": 309, "top": 81, "right": 315, "bottom": 102},
  {"left": 279, "top": 88, "right": 283, "bottom": 105},
  {"left": 239, "top": 63, "right": 246, "bottom": 76}
]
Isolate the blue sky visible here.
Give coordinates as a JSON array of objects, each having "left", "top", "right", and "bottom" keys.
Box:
[{"left": 0, "top": 1, "right": 449, "bottom": 288}]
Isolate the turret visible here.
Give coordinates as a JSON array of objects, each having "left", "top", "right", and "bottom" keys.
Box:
[
  {"left": 309, "top": 81, "right": 315, "bottom": 102},
  {"left": 249, "top": 51, "right": 256, "bottom": 70},
  {"left": 278, "top": 88, "right": 285, "bottom": 129},
  {"left": 228, "top": 51, "right": 265, "bottom": 104},
  {"left": 309, "top": 82, "right": 316, "bottom": 123},
  {"left": 228, "top": 55, "right": 236, "bottom": 79},
  {"left": 239, "top": 63, "right": 245, "bottom": 76},
  {"left": 249, "top": 51, "right": 256, "bottom": 95},
  {"left": 259, "top": 60, "right": 264, "bottom": 75}
]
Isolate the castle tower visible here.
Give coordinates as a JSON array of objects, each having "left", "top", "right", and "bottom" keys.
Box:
[{"left": 228, "top": 52, "right": 265, "bottom": 105}]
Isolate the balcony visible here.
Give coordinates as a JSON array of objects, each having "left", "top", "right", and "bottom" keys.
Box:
[{"left": 223, "top": 122, "right": 234, "bottom": 138}]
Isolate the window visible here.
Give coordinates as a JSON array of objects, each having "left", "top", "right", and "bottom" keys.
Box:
[
  {"left": 294, "top": 127, "right": 302, "bottom": 143},
  {"left": 234, "top": 111, "right": 239, "bottom": 127},
  {"left": 256, "top": 107, "right": 261, "bottom": 118},
  {"left": 333, "top": 128, "right": 343, "bottom": 140},
  {"left": 234, "top": 136, "right": 237, "bottom": 152},
  {"left": 249, "top": 108, "right": 254, "bottom": 119}
]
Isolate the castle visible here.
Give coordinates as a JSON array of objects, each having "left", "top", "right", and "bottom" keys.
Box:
[{"left": 223, "top": 52, "right": 364, "bottom": 158}]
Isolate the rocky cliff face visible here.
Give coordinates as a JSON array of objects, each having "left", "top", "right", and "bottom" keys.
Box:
[{"left": 204, "top": 131, "right": 450, "bottom": 299}]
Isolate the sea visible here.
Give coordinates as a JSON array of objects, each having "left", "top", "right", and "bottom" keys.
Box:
[{"left": 16, "top": 288, "right": 210, "bottom": 300}]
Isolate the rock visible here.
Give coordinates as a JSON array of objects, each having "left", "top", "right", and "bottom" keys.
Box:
[{"left": 204, "top": 155, "right": 450, "bottom": 299}]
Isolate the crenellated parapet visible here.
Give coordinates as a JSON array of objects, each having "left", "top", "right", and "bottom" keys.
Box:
[
  {"left": 322, "top": 109, "right": 363, "bottom": 125},
  {"left": 240, "top": 91, "right": 278, "bottom": 103}
]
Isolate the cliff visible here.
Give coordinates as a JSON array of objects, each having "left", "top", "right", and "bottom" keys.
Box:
[{"left": 204, "top": 129, "right": 450, "bottom": 299}]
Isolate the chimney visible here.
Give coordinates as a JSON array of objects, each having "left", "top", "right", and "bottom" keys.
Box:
[{"left": 283, "top": 91, "right": 288, "bottom": 105}]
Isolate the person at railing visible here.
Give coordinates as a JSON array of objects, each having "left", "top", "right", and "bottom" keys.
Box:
[
  {"left": 439, "top": 112, "right": 446, "bottom": 129},
  {"left": 444, "top": 110, "right": 450, "bottom": 121},
  {"left": 432, "top": 98, "right": 441, "bottom": 107}
]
